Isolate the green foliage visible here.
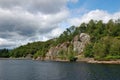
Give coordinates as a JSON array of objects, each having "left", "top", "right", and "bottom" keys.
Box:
[
  {"left": 84, "top": 43, "right": 94, "bottom": 57},
  {"left": 10, "top": 39, "right": 53, "bottom": 58},
  {"left": 109, "top": 38, "right": 120, "bottom": 57},
  {"left": 58, "top": 50, "right": 67, "bottom": 60},
  {"left": 0, "top": 48, "right": 10, "bottom": 58},
  {"left": 93, "top": 42, "right": 107, "bottom": 58},
  {"left": 34, "top": 48, "right": 46, "bottom": 59},
  {"left": 57, "top": 44, "right": 77, "bottom": 61},
  {"left": 67, "top": 45, "right": 77, "bottom": 61},
  {"left": 92, "top": 37, "right": 120, "bottom": 60},
  {"left": 4, "top": 19, "right": 120, "bottom": 60},
  {"left": 82, "top": 19, "right": 120, "bottom": 60},
  {"left": 54, "top": 26, "right": 77, "bottom": 45}
]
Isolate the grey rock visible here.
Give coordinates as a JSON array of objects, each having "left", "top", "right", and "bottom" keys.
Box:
[
  {"left": 45, "top": 33, "right": 90, "bottom": 60},
  {"left": 73, "top": 33, "right": 90, "bottom": 54}
]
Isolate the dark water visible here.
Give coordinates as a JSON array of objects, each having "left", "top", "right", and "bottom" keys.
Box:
[{"left": 0, "top": 60, "right": 120, "bottom": 80}]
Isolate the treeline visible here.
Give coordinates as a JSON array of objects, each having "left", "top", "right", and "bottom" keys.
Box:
[
  {"left": 83, "top": 19, "right": 120, "bottom": 60},
  {"left": 10, "top": 40, "right": 53, "bottom": 58},
  {"left": 0, "top": 48, "right": 10, "bottom": 58},
  {"left": 0, "top": 40, "right": 53, "bottom": 58},
  {"left": 0, "top": 19, "right": 120, "bottom": 60}
]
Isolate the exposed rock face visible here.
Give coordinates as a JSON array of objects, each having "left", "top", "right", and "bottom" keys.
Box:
[
  {"left": 80, "top": 33, "right": 90, "bottom": 43},
  {"left": 46, "top": 47, "right": 58, "bottom": 60},
  {"left": 46, "top": 42, "right": 70, "bottom": 60},
  {"left": 73, "top": 33, "right": 90, "bottom": 54},
  {"left": 45, "top": 33, "right": 90, "bottom": 60},
  {"left": 26, "top": 54, "right": 32, "bottom": 59}
]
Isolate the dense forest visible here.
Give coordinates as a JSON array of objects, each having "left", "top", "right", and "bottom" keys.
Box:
[{"left": 0, "top": 19, "right": 120, "bottom": 60}]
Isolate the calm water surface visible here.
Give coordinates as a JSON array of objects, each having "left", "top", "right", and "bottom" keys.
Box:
[{"left": 0, "top": 60, "right": 120, "bottom": 80}]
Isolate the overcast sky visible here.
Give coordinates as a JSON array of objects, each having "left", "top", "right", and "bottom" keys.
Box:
[{"left": 0, "top": 0, "right": 120, "bottom": 49}]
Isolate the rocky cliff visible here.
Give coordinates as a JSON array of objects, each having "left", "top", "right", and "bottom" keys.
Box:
[
  {"left": 73, "top": 33, "right": 90, "bottom": 54},
  {"left": 44, "top": 33, "right": 90, "bottom": 61}
]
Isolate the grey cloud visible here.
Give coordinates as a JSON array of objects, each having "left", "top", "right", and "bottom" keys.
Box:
[
  {"left": 0, "top": 0, "right": 69, "bottom": 48},
  {"left": 0, "top": 9, "right": 62, "bottom": 38},
  {"left": 0, "top": 43, "right": 16, "bottom": 49},
  {"left": 0, "top": 0, "right": 67, "bottom": 14},
  {"left": 0, "top": 38, "right": 16, "bottom": 49},
  {"left": 0, "top": 10, "right": 68, "bottom": 48}
]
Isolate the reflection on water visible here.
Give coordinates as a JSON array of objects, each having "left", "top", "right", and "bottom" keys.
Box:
[{"left": 0, "top": 60, "right": 120, "bottom": 80}]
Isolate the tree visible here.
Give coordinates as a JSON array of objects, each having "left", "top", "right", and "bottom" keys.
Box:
[
  {"left": 109, "top": 38, "right": 120, "bottom": 58},
  {"left": 84, "top": 43, "right": 94, "bottom": 57},
  {"left": 93, "top": 42, "right": 106, "bottom": 59},
  {"left": 0, "top": 48, "right": 10, "bottom": 58},
  {"left": 58, "top": 50, "right": 66, "bottom": 60},
  {"left": 67, "top": 44, "right": 77, "bottom": 61},
  {"left": 87, "top": 20, "right": 96, "bottom": 34}
]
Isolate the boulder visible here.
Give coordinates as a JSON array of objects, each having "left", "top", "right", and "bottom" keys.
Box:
[{"left": 73, "top": 33, "right": 90, "bottom": 54}]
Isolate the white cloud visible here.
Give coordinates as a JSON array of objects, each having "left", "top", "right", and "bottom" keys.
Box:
[
  {"left": 0, "top": 8, "right": 69, "bottom": 48},
  {"left": 68, "top": 9, "right": 120, "bottom": 26},
  {"left": 0, "top": 38, "right": 16, "bottom": 49},
  {"left": 35, "top": 27, "right": 64, "bottom": 41},
  {"left": 0, "top": 0, "right": 70, "bottom": 48},
  {"left": 0, "top": 0, "right": 119, "bottom": 49},
  {"left": 0, "top": 0, "right": 68, "bottom": 14},
  {"left": 47, "top": 27, "right": 64, "bottom": 38}
]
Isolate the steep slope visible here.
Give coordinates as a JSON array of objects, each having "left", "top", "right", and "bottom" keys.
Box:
[
  {"left": 41, "top": 33, "right": 90, "bottom": 61},
  {"left": 9, "top": 19, "right": 120, "bottom": 61}
]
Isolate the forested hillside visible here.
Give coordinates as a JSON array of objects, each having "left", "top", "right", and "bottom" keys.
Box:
[
  {"left": 83, "top": 20, "right": 120, "bottom": 60},
  {"left": 0, "top": 19, "right": 120, "bottom": 61}
]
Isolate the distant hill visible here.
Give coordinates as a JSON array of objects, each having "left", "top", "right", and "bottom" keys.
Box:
[{"left": 1, "top": 19, "right": 120, "bottom": 61}]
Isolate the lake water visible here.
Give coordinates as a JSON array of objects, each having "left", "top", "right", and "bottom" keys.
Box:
[{"left": 0, "top": 60, "right": 120, "bottom": 80}]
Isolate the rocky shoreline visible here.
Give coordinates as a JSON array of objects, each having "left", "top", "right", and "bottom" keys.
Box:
[
  {"left": 87, "top": 60, "right": 120, "bottom": 64},
  {"left": 76, "top": 58, "right": 120, "bottom": 64},
  {"left": 1, "top": 58, "right": 120, "bottom": 64},
  {"left": 48, "top": 58, "right": 120, "bottom": 64}
]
